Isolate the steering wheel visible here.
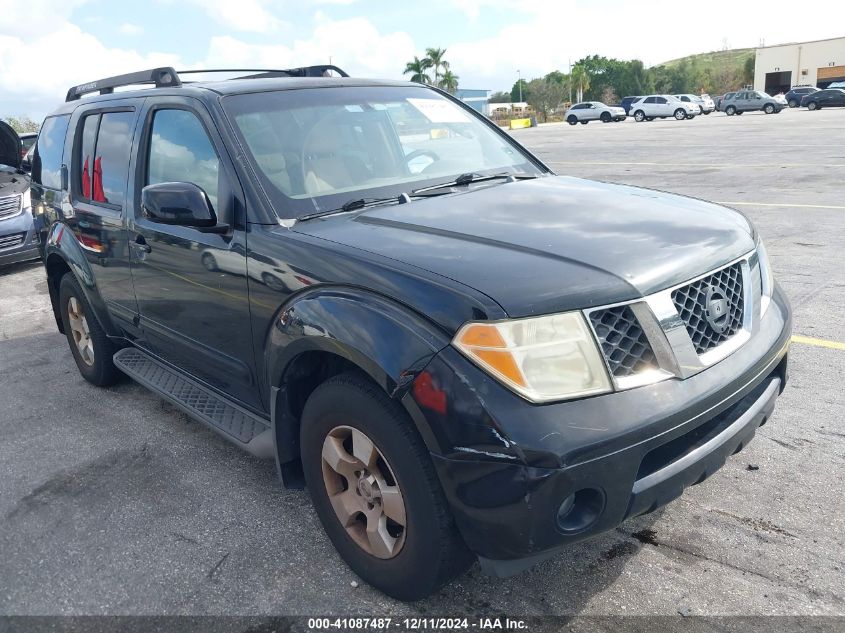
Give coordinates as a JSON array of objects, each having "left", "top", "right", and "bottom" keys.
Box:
[{"left": 404, "top": 149, "right": 440, "bottom": 174}]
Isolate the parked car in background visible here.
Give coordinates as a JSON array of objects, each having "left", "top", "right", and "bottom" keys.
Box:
[
  {"left": 801, "top": 88, "right": 845, "bottom": 110},
  {"left": 828, "top": 81, "right": 845, "bottom": 89},
  {"left": 18, "top": 132, "right": 37, "bottom": 160},
  {"left": 784, "top": 86, "right": 818, "bottom": 108},
  {"left": 721, "top": 91, "right": 783, "bottom": 115},
  {"left": 715, "top": 92, "right": 736, "bottom": 111},
  {"left": 674, "top": 94, "right": 713, "bottom": 115},
  {"left": 699, "top": 94, "right": 715, "bottom": 113},
  {"left": 772, "top": 93, "right": 788, "bottom": 107},
  {"left": 620, "top": 96, "right": 642, "bottom": 115},
  {"left": 565, "top": 101, "right": 627, "bottom": 124},
  {"left": 0, "top": 121, "right": 38, "bottom": 266},
  {"left": 629, "top": 95, "right": 698, "bottom": 122}
]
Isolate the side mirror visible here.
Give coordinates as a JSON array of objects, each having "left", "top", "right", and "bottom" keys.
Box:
[{"left": 141, "top": 182, "right": 228, "bottom": 233}]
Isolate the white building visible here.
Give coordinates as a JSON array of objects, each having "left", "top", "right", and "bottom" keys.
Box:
[{"left": 754, "top": 36, "right": 845, "bottom": 94}]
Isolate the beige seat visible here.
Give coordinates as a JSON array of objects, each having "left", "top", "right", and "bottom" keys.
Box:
[{"left": 302, "top": 121, "right": 359, "bottom": 195}]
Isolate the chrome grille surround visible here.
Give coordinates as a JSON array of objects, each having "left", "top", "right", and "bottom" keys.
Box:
[
  {"left": 0, "top": 194, "right": 22, "bottom": 219},
  {"left": 584, "top": 250, "right": 761, "bottom": 390},
  {"left": 0, "top": 232, "right": 26, "bottom": 250}
]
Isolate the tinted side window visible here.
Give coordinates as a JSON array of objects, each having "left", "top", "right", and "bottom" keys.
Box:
[
  {"left": 33, "top": 115, "right": 70, "bottom": 190},
  {"left": 655, "top": 97, "right": 667, "bottom": 104},
  {"left": 94, "top": 111, "right": 135, "bottom": 207},
  {"left": 79, "top": 114, "right": 99, "bottom": 199},
  {"left": 644, "top": 97, "right": 655, "bottom": 104},
  {"left": 147, "top": 109, "right": 221, "bottom": 210}
]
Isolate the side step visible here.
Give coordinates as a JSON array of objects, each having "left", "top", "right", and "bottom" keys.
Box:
[{"left": 113, "top": 347, "right": 274, "bottom": 459}]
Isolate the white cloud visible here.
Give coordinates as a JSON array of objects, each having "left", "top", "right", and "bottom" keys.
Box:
[
  {"left": 183, "top": 0, "right": 287, "bottom": 33},
  {"left": 0, "top": 23, "right": 182, "bottom": 118},
  {"left": 205, "top": 18, "right": 415, "bottom": 79},
  {"left": 118, "top": 22, "right": 144, "bottom": 36},
  {"left": 0, "top": 0, "right": 92, "bottom": 37}
]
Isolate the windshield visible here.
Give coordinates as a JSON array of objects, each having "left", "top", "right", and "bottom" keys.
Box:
[{"left": 223, "top": 85, "right": 544, "bottom": 219}]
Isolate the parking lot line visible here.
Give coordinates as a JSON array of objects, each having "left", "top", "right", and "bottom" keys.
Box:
[
  {"left": 717, "top": 201, "right": 845, "bottom": 210},
  {"left": 791, "top": 335, "right": 845, "bottom": 351}
]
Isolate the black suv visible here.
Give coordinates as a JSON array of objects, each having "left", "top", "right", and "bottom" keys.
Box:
[
  {"left": 31, "top": 66, "right": 792, "bottom": 601},
  {"left": 785, "top": 86, "right": 818, "bottom": 108}
]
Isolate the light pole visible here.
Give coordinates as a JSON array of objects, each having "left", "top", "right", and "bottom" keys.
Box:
[{"left": 517, "top": 69, "right": 522, "bottom": 103}]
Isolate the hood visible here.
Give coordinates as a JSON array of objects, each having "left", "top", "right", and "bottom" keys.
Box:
[
  {"left": 0, "top": 121, "right": 22, "bottom": 170},
  {"left": 294, "top": 176, "right": 756, "bottom": 318}
]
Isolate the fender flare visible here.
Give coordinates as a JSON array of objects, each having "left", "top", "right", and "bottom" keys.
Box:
[
  {"left": 43, "top": 222, "right": 120, "bottom": 337},
  {"left": 265, "top": 287, "right": 452, "bottom": 471}
]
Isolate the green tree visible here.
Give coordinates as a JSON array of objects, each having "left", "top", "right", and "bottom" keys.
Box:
[
  {"left": 439, "top": 69, "right": 459, "bottom": 94},
  {"left": 2, "top": 116, "right": 39, "bottom": 133},
  {"left": 403, "top": 56, "right": 432, "bottom": 84},
  {"left": 510, "top": 79, "right": 530, "bottom": 103},
  {"left": 526, "top": 77, "right": 567, "bottom": 121},
  {"left": 489, "top": 91, "right": 511, "bottom": 103},
  {"left": 425, "top": 47, "right": 449, "bottom": 85}
]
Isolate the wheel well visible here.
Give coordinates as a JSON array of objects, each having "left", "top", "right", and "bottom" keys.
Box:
[
  {"left": 273, "top": 350, "right": 363, "bottom": 487},
  {"left": 45, "top": 254, "right": 71, "bottom": 333}
]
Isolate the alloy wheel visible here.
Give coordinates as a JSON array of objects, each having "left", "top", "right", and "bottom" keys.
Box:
[
  {"left": 321, "top": 425, "right": 407, "bottom": 559},
  {"left": 67, "top": 296, "right": 94, "bottom": 366}
]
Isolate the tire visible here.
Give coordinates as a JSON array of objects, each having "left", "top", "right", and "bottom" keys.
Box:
[
  {"left": 789, "top": 99, "right": 798, "bottom": 108},
  {"left": 735, "top": 110, "right": 743, "bottom": 115},
  {"left": 580, "top": 121, "right": 588, "bottom": 125},
  {"left": 201, "top": 252, "right": 218, "bottom": 271},
  {"left": 808, "top": 101, "right": 818, "bottom": 111},
  {"left": 726, "top": 105, "right": 736, "bottom": 116},
  {"left": 567, "top": 115, "right": 578, "bottom": 125},
  {"left": 600, "top": 112, "right": 611, "bottom": 122},
  {"left": 764, "top": 103, "right": 775, "bottom": 114},
  {"left": 59, "top": 273, "right": 123, "bottom": 387},
  {"left": 634, "top": 110, "right": 645, "bottom": 122},
  {"left": 261, "top": 272, "right": 288, "bottom": 292},
  {"left": 674, "top": 108, "right": 686, "bottom": 120},
  {"left": 301, "top": 372, "right": 472, "bottom": 601},
  {"left": 646, "top": 117, "right": 655, "bottom": 121},
  {"left": 686, "top": 113, "right": 695, "bottom": 120},
  {"left": 703, "top": 110, "right": 711, "bottom": 115}
]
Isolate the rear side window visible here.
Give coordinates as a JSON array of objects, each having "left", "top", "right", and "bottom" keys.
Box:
[
  {"left": 95, "top": 112, "right": 135, "bottom": 207},
  {"left": 78, "top": 114, "right": 99, "bottom": 199},
  {"left": 33, "top": 114, "right": 70, "bottom": 190},
  {"left": 147, "top": 109, "right": 221, "bottom": 211}
]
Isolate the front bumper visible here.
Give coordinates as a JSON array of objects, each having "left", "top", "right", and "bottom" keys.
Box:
[
  {"left": 0, "top": 208, "right": 39, "bottom": 266},
  {"left": 415, "top": 286, "right": 791, "bottom": 575}
]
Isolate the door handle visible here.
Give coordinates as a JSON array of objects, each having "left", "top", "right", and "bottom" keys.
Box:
[{"left": 132, "top": 236, "right": 151, "bottom": 254}]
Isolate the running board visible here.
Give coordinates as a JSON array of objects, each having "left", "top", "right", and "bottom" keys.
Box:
[{"left": 113, "top": 347, "right": 274, "bottom": 459}]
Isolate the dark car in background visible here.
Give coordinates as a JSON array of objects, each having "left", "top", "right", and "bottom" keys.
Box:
[
  {"left": 785, "top": 86, "right": 819, "bottom": 108},
  {"left": 31, "top": 66, "right": 791, "bottom": 601},
  {"left": 19, "top": 132, "right": 38, "bottom": 160},
  {"left": 801, "top": 88, "right": 845, "bottom": 110},
  {"left": 620, "top": 95, "right": 642, "bottom": 115},
  {"left": 0, "top": 121, "right": 38, "bottom": 266}
]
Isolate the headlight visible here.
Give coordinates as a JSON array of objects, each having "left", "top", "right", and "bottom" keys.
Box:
[
  {"left": 21, "top": 188, "right": 32, "bottom": 211},
  {"left": 757, "top": 240, "right": 774, "bottom": 316},
  {"left": 453, "top": 312, "right": 612, "bottom": 403}
]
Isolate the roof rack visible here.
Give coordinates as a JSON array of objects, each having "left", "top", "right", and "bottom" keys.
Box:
[
  {"left": 65, "top": 65, "right": 350, "bottom": 102},
  {"left": 66, "top": 67, "right": 181, "bottom": 101}
]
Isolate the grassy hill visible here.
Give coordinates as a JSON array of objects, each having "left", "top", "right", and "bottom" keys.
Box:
[{"left": 658, "top": 47, "right": 754, "bottom": 70}]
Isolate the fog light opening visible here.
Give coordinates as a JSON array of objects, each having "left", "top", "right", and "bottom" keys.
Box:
[{"left": 556, "top": 488, "right": 605, "bottom": 534}]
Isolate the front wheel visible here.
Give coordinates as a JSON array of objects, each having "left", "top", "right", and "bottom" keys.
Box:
[
  {"left": 788, "top": 99, "right": 798, "bottom": 108},
  {"left": 726, "top": 105, "right": 736, "bottom": 116},
  {"left": 600, "top": 112, "right": 611, "bottom": 122},
  {"left": 301, "top": 373, "right": 472, "bottom": 601},
  {"left": 59, "top": 273, "right": 123, "bottom": 387},
  {"left": 764, "top": 103, "right": 775, "bottom": 114},
  {"left": 634, "top": 110, "right": 645, "bottom": 122},
  {"left": 580, "top": 120, "right": 588, "bottom": 125},
  {"left": 674, "top": 108, "right": 687, "bottom": 120},
  {"left": 807, "top": 101, "right": 818, "bottom": 111}
]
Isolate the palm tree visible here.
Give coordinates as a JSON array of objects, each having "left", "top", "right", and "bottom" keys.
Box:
[
  {"left": 425, "top": 47, "right": 448, "bottom": 84},
  {"left": 403, "top": 56, "right": 432, "bottom": 84},
  {"left": 439, "top": 69, "right": 459, "bottom": 94},
  {"left": 570, "top": 63, "right": 591, "bottom": 102}
]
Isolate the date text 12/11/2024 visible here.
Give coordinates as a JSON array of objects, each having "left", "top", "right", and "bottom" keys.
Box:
[{"left": 307, "top": 617, "right": 528, "bottom": 630}]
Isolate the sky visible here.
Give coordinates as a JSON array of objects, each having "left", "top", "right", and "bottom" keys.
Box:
[{"left": 1, "top": 0, "right": 844, "bottom": 119}]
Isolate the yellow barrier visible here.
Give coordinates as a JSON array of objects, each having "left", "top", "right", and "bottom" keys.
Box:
[{"left": 509, "top": 118, "right": 532, "bottom": 130}]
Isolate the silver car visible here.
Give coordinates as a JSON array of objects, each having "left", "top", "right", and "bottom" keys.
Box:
[
  {"left": 629, "top": 95, "right": 698, "bottom": 122},
  {"left": 565, "top": 101, "right": 627, "bottom": 125},
  {"left": 674, "top": 93, "right": 714, "bottom": 115}
]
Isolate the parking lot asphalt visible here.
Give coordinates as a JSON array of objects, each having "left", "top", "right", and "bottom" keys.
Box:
[{"left": 1, "top": 107, "right": 843, "bottom": 617}]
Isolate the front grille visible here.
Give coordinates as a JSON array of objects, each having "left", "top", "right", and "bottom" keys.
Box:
[
  {"left": 672, "top": 262, "right": 744, "bottom": 354},
  {"left": 0, "top": 194, "right": 22, "bottom": 219},
  {"left": 0, "top": 232, "right": 26, "bottom": 250},
  {"left": 589, "top": 305, "right": 658, "bottom": 378}
]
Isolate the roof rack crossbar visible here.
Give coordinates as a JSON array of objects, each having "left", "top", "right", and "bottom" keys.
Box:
[
  {"left": 66, "top": 67, "right": 181, "bottom": 102},
  {"left": 176, "top": 65, "right": 350, "bottom": 79}
]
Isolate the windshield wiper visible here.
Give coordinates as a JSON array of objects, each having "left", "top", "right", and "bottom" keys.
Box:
[
  {"left": 412, "top": 172, "right": 537, "bottom": 195},
  {"left": 298, "top": 196, "right": 402, "bottom": 222}
]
